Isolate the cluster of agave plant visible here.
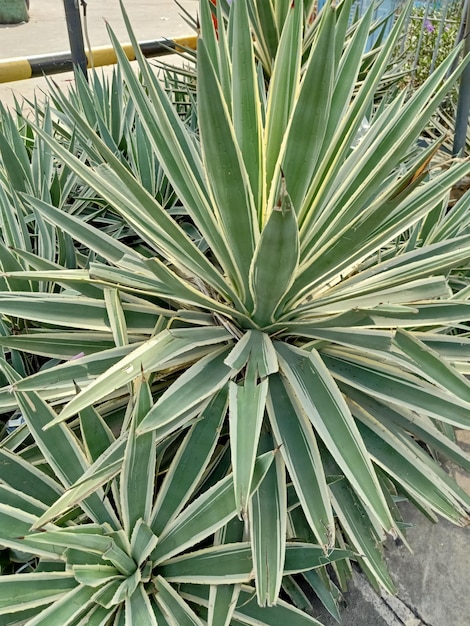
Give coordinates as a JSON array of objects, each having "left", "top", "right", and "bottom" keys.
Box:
[{"left": 1, "top": 0, "right": 470, "bottom": 624}]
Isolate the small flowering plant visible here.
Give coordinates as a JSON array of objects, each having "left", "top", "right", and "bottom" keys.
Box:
[{"left": 398, "top": 3, "right": 461, "bottom": 101}]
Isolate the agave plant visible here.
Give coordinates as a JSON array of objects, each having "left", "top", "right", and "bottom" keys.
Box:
[
  {"left": 171, "top": 0, "right": 404, "bottom": 97},
  {"left": 209, "top": 0, "right": 319, "bottom": 74},
  {"left": 0, "top": 368, "right": 351, "bottom": 624},
  {"left": 2, "top": 0, "right": 470, "bottom": 622}
]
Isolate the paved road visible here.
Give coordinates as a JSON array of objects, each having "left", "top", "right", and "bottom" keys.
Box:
[{"left": 0, "top": 0, "right": 197, "bottom": 106}]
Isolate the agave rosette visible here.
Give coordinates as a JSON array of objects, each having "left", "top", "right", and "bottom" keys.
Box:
[
  {"left": 0, "top": 368, "right": 350, "bottom": 624},
  {"left": 1, "top": 0, "right": 470, "bottom": 621}
]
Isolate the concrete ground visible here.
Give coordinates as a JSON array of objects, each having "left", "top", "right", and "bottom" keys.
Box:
[
  {"left": 312, "top": 503, "right": 470, "bottom": 626},
  {"left": 311, "top": 432, "right": 470, "bottom": 626},
  {"left": 1, "top": 3, "right": 469, "bottom": 625},
  {"left": 0, "top": 0, "right": 197, "bottom": 107}
]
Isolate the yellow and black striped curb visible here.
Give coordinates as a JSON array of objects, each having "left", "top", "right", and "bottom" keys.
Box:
[{"left": 0, "top": 35, "right": 197, "bottom": 84}]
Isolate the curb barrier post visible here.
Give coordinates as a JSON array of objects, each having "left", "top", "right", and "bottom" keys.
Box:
[
  {"left": 453, "top": 0, "right": 470, "bottom": 157},
  {"left": 62, "top": 0, "right": 88, "bottom": 78}
]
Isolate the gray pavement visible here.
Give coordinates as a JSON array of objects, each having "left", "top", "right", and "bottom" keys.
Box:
[
  {"left": 312, "top": 503, "right": 470, "bottom": 625},
  {"left": 0, "top": 0, "right": 196, "bottom": 107},
  {"left": 1, "top": 3, "right": 469, "bottom": 625},
  {"left": 312, "top": 432, "right": 470, "bottom": 625}
]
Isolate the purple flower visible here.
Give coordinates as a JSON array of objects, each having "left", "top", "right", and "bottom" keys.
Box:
[{"left": 424, "top": 20, "right": 434, "bottom": 33}]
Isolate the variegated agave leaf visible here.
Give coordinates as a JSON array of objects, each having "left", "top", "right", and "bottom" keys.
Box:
[
  {"left": 0, "top": 375, "right": 346, "bottom": 625},
  {"left": 1, "top": 0, "right": 470, "bottom": 622}
]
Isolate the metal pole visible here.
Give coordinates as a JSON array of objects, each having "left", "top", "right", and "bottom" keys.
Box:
[
  {"left": 62, "top": 0, "right": 87, "bottom": 78},
  {"left": 453, "top": 0, "right": 470, "bottom": 157}
]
